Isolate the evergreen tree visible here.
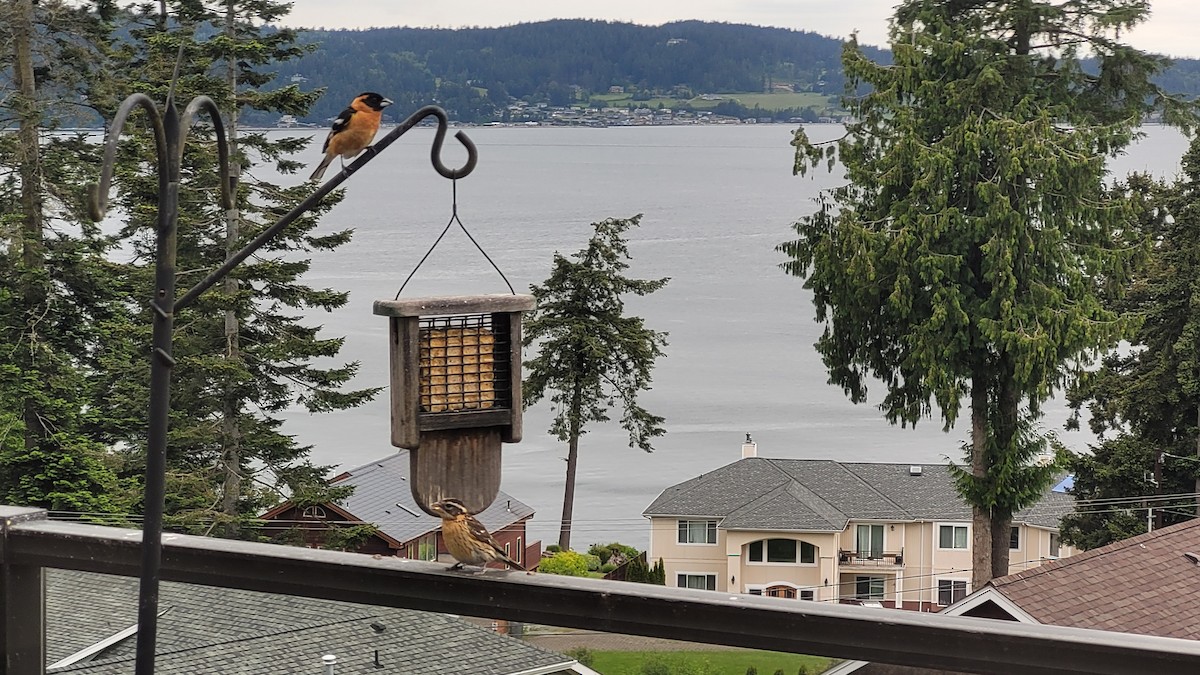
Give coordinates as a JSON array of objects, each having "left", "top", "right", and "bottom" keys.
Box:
[
  {"left": 779, "top": 0, "right": 1194, "bottom": 585},
  {"left": 1064, "top": 140, "right": 1200, "bottom": 548},
  {"left": 0, "top": 0, "right": 127, "bottom": 514},
  {"left": 91, "top": 2, "right": 375, "bottom": 537},
  {"left": 524, "top": 215, "right": 668, "bottom": 550}
]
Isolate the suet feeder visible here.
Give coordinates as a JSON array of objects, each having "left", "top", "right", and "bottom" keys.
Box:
[{"left": 374, "top": 294, "right": 535, "bottom": 516}]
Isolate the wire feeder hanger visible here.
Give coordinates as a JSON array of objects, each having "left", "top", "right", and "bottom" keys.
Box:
[
  {"left": 374, "top": 149, "right": 535, "bottom": 519},
  {"left": 396, "top": 175, "right": 515, "bottom": 299}
]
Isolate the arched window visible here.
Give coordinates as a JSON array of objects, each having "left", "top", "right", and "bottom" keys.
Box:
[
  {"left": 301, "top": 505, "right": 327, "bottom": 519},
  {"left": 747, "top": 539, "right": 816, "bottom": 564},
  {"left": 766, "top": 585, "right": 797, "bottom": 599}
]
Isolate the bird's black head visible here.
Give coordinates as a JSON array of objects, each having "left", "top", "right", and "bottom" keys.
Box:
[
  {"left": 430, "top": 498, "right": 469, "bottom": 518},
  {"left": 356, "top": 92, "right": 393, "bottom": 111}
]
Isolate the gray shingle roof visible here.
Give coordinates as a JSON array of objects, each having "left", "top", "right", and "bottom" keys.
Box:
[
  {"left": 46, "top": 569, "right": 574, "bottom": 675},
  {"left": 329, "top": 451, "right": 535, "bottom": 544},
  {"left": 643, "top": 458, "right": 1072, "bottom": 531}
]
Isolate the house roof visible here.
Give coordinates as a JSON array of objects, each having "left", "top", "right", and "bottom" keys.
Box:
[
  {"left": 265, "top": 451, "right": 536, "bottom": 546},
  {"left": 825, "top": 517, "right": 1200, "bottom": 675},
  {"left": 643, "top": 458, "right": 1072, "bottom": 531},
  {"left": 983, "top": 517, "right": 1200, "bottom": 639},
  {"left": 46, "top": 569, "right": 577, "bottom": 674}
]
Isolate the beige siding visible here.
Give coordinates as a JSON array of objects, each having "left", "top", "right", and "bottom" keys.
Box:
[{"left": 647, "top": 516, "right": 1075, "bottom": 607}]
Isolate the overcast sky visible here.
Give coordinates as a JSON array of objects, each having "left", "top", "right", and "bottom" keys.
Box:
[{"left": 280, "top": 0, "right": 1199, "bottom": 59}]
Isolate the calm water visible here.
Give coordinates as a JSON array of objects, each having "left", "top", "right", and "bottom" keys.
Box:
[{"left": 272, "top": 123, "right": 1189, "bottom": 549}]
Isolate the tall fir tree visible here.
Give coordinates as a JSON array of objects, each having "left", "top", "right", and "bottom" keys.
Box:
[
  {"left": 0, "top": 0, "right": 128, "bottom": 515},
  {"left": 523, "top": 215, "right": 668, "bottom": 551},
  {"left": 1064, "top": 139, "right": 1200, "bottom": 548},
  {"left": 779, "top": 0, "right": 1195, "bottom": 585},
  {"left": 90, "top": 1, "right": 375, "bottom": 537}
]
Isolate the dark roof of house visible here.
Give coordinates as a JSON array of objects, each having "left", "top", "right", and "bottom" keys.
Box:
[
  {"left": 984, "top": 517, "right": 1200, "bottom": 639},
  {"left": 643, "top": 458, "right": 1072, "bottom": 531},
  {"left": 269, "top": 451, "right": 535, "bottom": 545},
  {"left": 46, "top": 569, "right": 575, "bottom": 674}
]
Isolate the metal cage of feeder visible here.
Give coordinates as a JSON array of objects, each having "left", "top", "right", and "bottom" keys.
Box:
[{"left": 373, "top": 294, "right": 535, "bottom": 516}]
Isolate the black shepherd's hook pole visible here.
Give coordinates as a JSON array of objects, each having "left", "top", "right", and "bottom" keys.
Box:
[{"left": 88, "top": 101, "right": 475, "bottom": 675}]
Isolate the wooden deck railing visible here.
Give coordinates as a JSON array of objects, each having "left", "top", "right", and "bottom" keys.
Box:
[{"left": 4, "top": 506, "right": 1200, "bottom": 675}]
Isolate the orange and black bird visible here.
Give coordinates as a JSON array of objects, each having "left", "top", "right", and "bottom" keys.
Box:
[
  {"left": 429, "top": 498, "right": 523, "bottom": 572},
  {"left": 308, "top": 91, "right": 393, "bottom": 181}
]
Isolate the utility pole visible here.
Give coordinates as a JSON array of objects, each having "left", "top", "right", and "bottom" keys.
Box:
[{"left": 1155, "top": 452, "right": 1164, "bottom": 530}]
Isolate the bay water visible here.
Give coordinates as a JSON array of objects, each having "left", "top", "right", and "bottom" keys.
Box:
[{"left": 275, "top": 123, "right": 1188, "bottom": 550}]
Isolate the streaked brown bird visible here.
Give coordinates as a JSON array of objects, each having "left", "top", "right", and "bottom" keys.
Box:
[
  {"left": 308, "top": 91, "right": 393, "bottom": 181},
  {"left": 429, "top": 498, "right": 523, "bottom": 572}
]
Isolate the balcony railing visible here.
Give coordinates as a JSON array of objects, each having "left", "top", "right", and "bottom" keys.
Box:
[
  {"left": 839, "top": 549, "right": 905, "bottom": 566},
  {"left": 4, "top": 506, "right": 1200, "bottom": 675}
]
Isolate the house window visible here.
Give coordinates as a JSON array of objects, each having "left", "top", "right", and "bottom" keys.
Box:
[
  {"left": 854, "top": 575, "right": 885, "bottom": 600},
  {"left": 677, "top": 574, "right": 717, "bottom": 591},
  {"left": 938, "top": 525, "right": 968, "bottom": 549},
  {"left": 417, "top": 533, "right": 437, "bottom": 561},
  {"left": 749, "top": 588, "right": 763, "bottom": 595},
  {"left": 856, "top": 524, "right": 884, "bottom": 559},
  {"left": 747, "top": 539, "right": 816, "bottom": 564},
  {"left": 677, "top": 520, "right": 717, "bottom": 544},
  {"left": 515, "top": 537, "right": 523, "bottom": 563},
  {"left": 766, "top": 585, "right": 797, "bottom": 599},
  {"left": 938, "top": 579, "right": 968, "bottom": 606},
  {"left": 1049, "top": 533, "right": 1061, "bottom": 558},
  {"left": 800, "top": 590, "right": 815, "bottom": 601},
  {"left": 301, "top": 505, "right": 326, "bottom": 519},
  {"left": 1010, "top": 526, "right": 1020, "bottom": 550}
]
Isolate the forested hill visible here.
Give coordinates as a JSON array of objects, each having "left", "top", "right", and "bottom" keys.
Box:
[
  {"left": 271, "top": 19, "right": 1200, "bottom": 126},
  {"left": 280, "top": 19, "right": 890, "bottom": 124}
]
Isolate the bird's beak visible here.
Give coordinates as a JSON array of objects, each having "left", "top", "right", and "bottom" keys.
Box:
[{"left": 382, "top": 98, "right": 394, "bottom": 108}]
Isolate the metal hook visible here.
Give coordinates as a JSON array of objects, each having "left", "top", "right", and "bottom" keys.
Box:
[
  {"left": 363, "top": 104, "right": 477, "bottom": 180},
  {"left": 179, "top": 96, "right": 234, "bottom": 210},
  {"left": 87, "top": 93, "right": 234, "bottom": 221},
  {"left": 87, "top": 94, "right": 168, "bottom": 222}
]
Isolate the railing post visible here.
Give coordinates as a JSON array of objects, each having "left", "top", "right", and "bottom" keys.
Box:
[{"left": 1, "top": 507, "right": 48, "bottom": 675}]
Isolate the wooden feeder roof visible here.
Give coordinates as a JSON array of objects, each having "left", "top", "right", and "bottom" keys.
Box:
[{"left": 374, "top": 294, "right": 535, "bottom": 318}]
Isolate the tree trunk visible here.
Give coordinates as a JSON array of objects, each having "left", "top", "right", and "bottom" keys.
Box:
[
  {"left": 13, "top": 0, "right": 46, "bottom": 452},
  {"left": 970, "top": 372, "right": 992, "bottom": 590},
  {"left": 990, "top": 361, "right": 1020, "bottom": 579},
  {"left": 219, "top": 0, "right": 244, "bottom": 537},
  {"left": 990, "top": 512, "right": 1012, "bottom": 579},
  {"left": 558, "top": 385, "right": 584, "bottom": 551}
]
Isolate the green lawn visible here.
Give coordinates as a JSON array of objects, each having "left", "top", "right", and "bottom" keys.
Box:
[{"left": 586, "top": 649, "right": 833, "bottom": 675}]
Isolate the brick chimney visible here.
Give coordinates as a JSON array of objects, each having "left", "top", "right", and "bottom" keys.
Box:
[{"left": 741, "top": 433, "right": 757, "bottom": 459}]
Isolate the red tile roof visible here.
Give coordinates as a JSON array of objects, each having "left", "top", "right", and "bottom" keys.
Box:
[{"left": 987, "top": 518, "right": 1200, "bottom": 639}]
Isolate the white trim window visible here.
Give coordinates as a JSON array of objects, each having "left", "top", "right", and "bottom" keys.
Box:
[
  {"left": 938, "top": 524, "right": 969, "bottom": 550},
  {"left": 938, "top": 578, "right": 969, "bottom": 606},
  {"left": 854, "top": 575, "right": 885, "bottom": 600},
  {"left": 1049, "top": 532, "right": 1061, "bottom": 558},
  {"left": 676, "top": 573, "right": 717, "bottom": 590},
  {"left": 1010, "top": 526, "right": 1020, "bottom": 550},
  {"left": 677, "top": 519, "right": 717, "bottom": 545},
  {"left": 747, "top": 538, "right": 817, "bottom": 565},
  {"left": 855, "top": 524, "right": 885, "bottom": 559}
]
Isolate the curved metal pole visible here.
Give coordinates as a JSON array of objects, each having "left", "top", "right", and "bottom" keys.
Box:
[
  {"left": 87, "top": 91, "right": 233, "bottom": 675},
  {"left": 86, "top": 101, "right": 473, "bottom": 675}
]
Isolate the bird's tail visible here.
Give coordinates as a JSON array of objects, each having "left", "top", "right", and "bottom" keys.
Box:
[{"left": 309, "top": 154, "right": 333, "bottom": 181}]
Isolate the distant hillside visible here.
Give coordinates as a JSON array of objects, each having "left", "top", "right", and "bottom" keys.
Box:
[
  {"left": 261, "top": 19, "right": 1199, "bottom": 126},
  {"left": 274, "top": 20, "right": 890, "bottom": 125}
]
